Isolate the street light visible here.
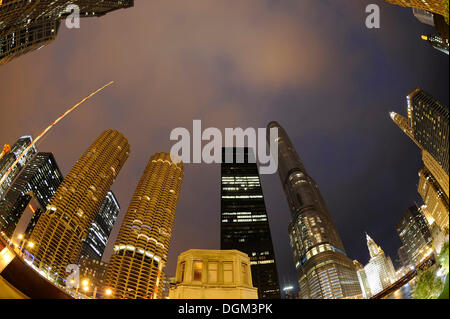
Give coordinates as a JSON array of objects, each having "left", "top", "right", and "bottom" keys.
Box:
[{"left": 105, "top": 288, "right": 113, "bottom": 298}]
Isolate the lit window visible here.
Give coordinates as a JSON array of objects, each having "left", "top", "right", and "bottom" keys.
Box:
[{"left": 193, "top": 261, "right": 203, "bottom": 281}]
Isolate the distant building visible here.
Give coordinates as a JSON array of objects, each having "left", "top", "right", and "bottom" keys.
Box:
[
  {"left": 79, "top": 191, "right": 120, "bottom": 261},
  {"left": 354, "top": 260, "right": 371, "bottom": 299},
  {"left": 362, "top": 234, "right": 397, "bottom": 296},
  {"left": 79, "top": 256, "right": 108, "bottom": 292},
  {"left": 396, "top": 206, "right": 433, "bottom": 266},
  {"left": 169, "top": 249, "right": 258, "bottom": 299},
  {"left": 421, "top": 34, "right": 449, "bottom": 55},
  {"left": 412, "top": 8, "right": 435, "bottom": 26},
  {"left": 0, "top": 152, "right": 62, "bottom": 237},
  {"left": 220, "top": 147, "right": 280, "bottom": 299},
  {"left": 397, "top": 245, "right": 411, "bottom": 268},
  {"left": 0, "top": 136, "right": 36, "bottom": 200},
  {"left": 10, "top": 191, "right": 45, "bottom": 244}
]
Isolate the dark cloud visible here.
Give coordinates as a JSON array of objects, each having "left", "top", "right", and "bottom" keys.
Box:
[{"left": 0, "top": 0, "right": 448, "bottom": 288}]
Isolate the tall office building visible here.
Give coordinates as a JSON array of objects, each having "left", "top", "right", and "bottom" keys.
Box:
[
  {"left": 0, "top": 0, "right": 134, "bottom": 65},
  {"left": 418, "top": 168, "right": 449, "bottom": 230},
  {"left": 385, "top": 0, "right": 449, "bottom": 19},
  {"left": 267, "top": 121, "right": 361, "bottom": 299},
  {"left": 361, "top": 234, "right": 397, "bottom": 297},
  {"left": 408, "top": 89, "right": 449, "bottom": 177},
  {"left": 29, "top": 130, "right": 129, "bottom": 278},
  {"left": 104, "top": 152, "right": 184, "bottom": 299},
  {"left": 390, "top": 89, "right": 449, "bottom": 230},
  {"left": 0, "top": 152, "right": 63, "bottom": 237},
  {"left": 220, "top": 147, "right": 281, "bottom": 299},
  {"left": 396, "top": 206, "right": 433, "bottom": 265},
  {"left": 79, "top": 191, "right": 120, "bottom": 261},
  {"left": 0, "top": 136, "right": 36, "bottom": 199}
]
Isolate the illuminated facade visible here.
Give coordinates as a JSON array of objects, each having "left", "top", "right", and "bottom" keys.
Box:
[
  {"left": 169, "top": 249, "right": 258, "bottom": 299},
  {"left": 390, "top": 89, "right": 449, "bottom": 230},
  {"left": 396, "top": 206, "right": 433, "bottom": 266},
  {"left": 104, "top": 152, "right": 184, "bottom": 299},
  {"left": 354, "top": 260, "right": 371, "bottom": 299},
  {"left": 220, "top": 147, "right": 280, "bottom": 299},
  {"left": 79, "top": 191, "right": 120, "bottom": 261},
  {"left": 418, "top": 168, "right": 449, "bottom": 230},
  {"left": 0, "top": 0, "right": 134, "bottom": 65},
  {"left": 0, "top": 152, "right": 63, "bottom": 237},
  {"left": 29, "top": 130, "right": 130, "bottom": 278},
  {"left": 267, "top": 121, "right": 361, "bottom": 299},
  {"left": 363, "top": 234, "right": 396, "bottom": 296}
]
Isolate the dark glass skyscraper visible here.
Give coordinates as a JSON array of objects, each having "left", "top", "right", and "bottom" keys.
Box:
[
  {"left": 0, "top": 0, "right": 134, "bottom": 65},
  {"left": 220, "top": 147, "right": 280, "bottom": 299},
  {"left": 408, "top": 88, "right": 449, "bottom": 175},
  {"left": 267, "top": 121, "right": 361, "bottom": 299},
  {"left": 79, "top": 191, "right": 120, "bottom": 261},
  {"left": 0, "top": 152, "right": 63, "bottom": 237},
  {"left": 396, "top": 206, "right": 433, "bottom": 266}
]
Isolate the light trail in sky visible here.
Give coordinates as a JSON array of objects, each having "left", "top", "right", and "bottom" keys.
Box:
[{"left": 0, "top": 81, "right": 114, "bottom": 191}]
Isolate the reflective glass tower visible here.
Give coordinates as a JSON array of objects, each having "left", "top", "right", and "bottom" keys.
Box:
[
  {"left": 29, "top": 130, "right": 130, "bottom": 278},
  {"left": 0, "top": 152, "right": 63, "bottom": 237},
  {"left": 220, "top": 147, "right": 280, "bottom": 299},
  {"left": 104, "top": 152, "right": 184, "bottom": 299},
  {"left": 267, "top": 121, "right": 361, "bottom": 299},
  {"left": 79, "top": 190, "right": 120, "bottom": 261}
]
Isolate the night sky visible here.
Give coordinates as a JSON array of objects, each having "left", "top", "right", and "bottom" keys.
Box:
[{"left": 0, "top": 1, "right": 448, "bottom": 290}]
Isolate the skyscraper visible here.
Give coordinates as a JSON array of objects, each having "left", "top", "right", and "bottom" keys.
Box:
[
  {"left": 0, "top": 0, "right": 134, "bottom": 65},
  {"left": 267, "top": 121, "right": 361, "bottom": 299},
  {"left": 220, "top": 147, "right": 280, "bottom": 299},
  {"left": 0, "top": 152, "right": 63, "bottom": 237},
  {"left": 0, "top": 136, "right": 36, "bottom": 199},
  {"left": 79, "top": 191, "right": 120, "bottom": 261},
  {"left": 417, "top": 168, "right": 449, "bottom": 230},
  {"left": 408, "top": 89, "right": 449, "bottom": 176},
  {"left": 396, "top": 206, "right": 433, "bottom": 266},
  {"left": 390, "top": 89, "right": 449, "bottom": 230},
  {"left": 29, "top": 130, "right": 130, "bottom": 278},
  {"left": 103, "top": 152, "right": 184, "bottom": 299},
  {"left": 361, "top": 234, "right": 397, "bottom": 297}
]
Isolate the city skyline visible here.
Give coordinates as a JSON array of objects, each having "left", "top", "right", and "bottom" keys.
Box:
[{"left": 0, "top": 0, "right": 449, "bottom": 296}]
